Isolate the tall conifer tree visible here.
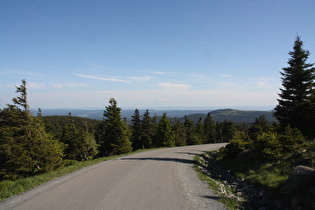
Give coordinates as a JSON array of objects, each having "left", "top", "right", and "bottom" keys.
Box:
[
  {"left": 96, "top": 98, "right": 132, "bottom": 155},
  {"left": 140, "top": 109, "right": 154, "bottom": 149},
  {"left": 131, "top": 109, "right": 142, "bottom": 150},
  {"left": 154, "top": 113, "right": 175, "bottom": 147},
  {"left": 204, "top": 112, "right": 216, "bottom": 143},
  {"left": 173, "top": 118, "right": 187, "bottom": 146},
  {"left": 274, "top": 36, "right": 315, "bottom": 137}
]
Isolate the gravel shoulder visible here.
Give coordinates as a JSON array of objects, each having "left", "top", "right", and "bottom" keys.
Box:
[{"left": 175, "top": 145, "right": 227, "bottom": 210}]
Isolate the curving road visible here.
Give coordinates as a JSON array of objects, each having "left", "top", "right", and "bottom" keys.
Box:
[{"left": 1, "top": 143, "right": 227, "bottom": 210}]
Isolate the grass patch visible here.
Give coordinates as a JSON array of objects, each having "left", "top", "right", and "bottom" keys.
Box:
[
  {"left": 0, "top": 148, "right": 161, "bottom": 202},
  {"left": 220, "top": 159, "right": 290, "bottom": 193}
]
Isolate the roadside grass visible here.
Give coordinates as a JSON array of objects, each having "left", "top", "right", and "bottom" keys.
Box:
[
  {"left": 219, "top": 157, "right": 290, "bottom": 193},
  {"left": 0, "top": 148, "right": 160, "bottom": 202},
  {"left": 193, "top": 155, "right": 245, "bottom": 210},
  {"left": 197, "top": 142, "right": 315, "bottom": 209}
]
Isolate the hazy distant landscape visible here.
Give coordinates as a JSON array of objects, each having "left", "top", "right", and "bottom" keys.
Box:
[{"left": 35, "top": 108, "right": 275, "bottom": 123}]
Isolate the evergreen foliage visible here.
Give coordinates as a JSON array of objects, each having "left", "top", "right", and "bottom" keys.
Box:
[
  {"left": 172, "top": 118, "right": 187, "bottom": 146},
  {"left": 0, "top": 80, "right": 64, "bottom": 180},
  {"left": 42, "top": 115, "right": 99, "bottom": 140},
  {"left": 96, "top": 98, "right": 132, "bottom": 156},
  {"left": 216, "top": 121, "right": 236, "bottom": 143},
  {"left": 140, "top": 109, "right": 154, "bottom": 149},
  {"left": 131, "top": 109, "right": 142, "bottom": 150},
  {"left": 60, "top": 113, "right": 98, "bottom": 161},
  {"left": 203, "top": 112, "right": 216, "bottom": 143},
  {"left": 154, "top": 113, "right": 175, "bottom": 147},
  {"left": 274, "top": 36, "right": 315, "bottom": 138},
  {"left": 184, "top": 115, "right": 198, "bottom": 145}
]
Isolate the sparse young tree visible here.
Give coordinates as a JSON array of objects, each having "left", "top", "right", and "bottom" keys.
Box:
[
  {"left": 274, "top": 36, "right": 315, "bottom": 137},
  {"left": 80, "top": 121, "right": 99, "bottom": 160},
  {"left": 61, "top": 113, "right": 98, "bottom": 161}
]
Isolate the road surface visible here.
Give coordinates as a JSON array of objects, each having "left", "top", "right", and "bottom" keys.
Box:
[{"left": 1, "top": 143, "right": 227, "bottom": 210}]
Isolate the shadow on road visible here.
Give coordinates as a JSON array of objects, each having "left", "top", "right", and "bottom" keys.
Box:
[
  {"left": 175, "top": 152, "right": 199, "bottom": 156},
  {"left": 120, "top": 157, "right": 194, "bottom": 164},
  {"left": 201, "top": 195, "right": 221, "bottom": 200}
]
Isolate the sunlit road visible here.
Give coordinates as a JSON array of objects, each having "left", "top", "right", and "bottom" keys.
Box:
[{"left": 1, "top": 143, "right": 227, "bottom": 210}]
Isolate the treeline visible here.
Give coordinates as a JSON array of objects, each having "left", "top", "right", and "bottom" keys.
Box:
[{"left": 0, "top": 81, "right": 240, "bottom": 180}]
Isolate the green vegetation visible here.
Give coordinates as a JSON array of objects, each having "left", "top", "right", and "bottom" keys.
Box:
[
  {"left": 194, "top": 36, "right": 315, "bottom": 209},
  {"left": 0, "top": 80, "right": 64, "bottom": 180},
  {"left": 194, "top": 155, "right": 243, "bottom": 210}
]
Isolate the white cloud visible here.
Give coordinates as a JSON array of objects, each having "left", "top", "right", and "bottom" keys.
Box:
[
  {"left": 158, "top": 82, "right": 191, "bottom": 90},
  {"left": 52, "top": 84, "right": 63, "bottom": 88},
  {"left": 214, "top": 73, "right": 232, "bottom": 78},
  {"left": 216, "top": 82, "right": 240, "bottom": 88},
  {"left": 75, "top": 73, "right": 130, "bottom": 83},
  {"left": 28, "top": 82, "right": 47, "bottom": 89},
  {"left": 150, "top": 71, "right": 173, "bottom": 75},
  {"left": 255, "top": 77, "right": 278, "bottom": 89},
  {"left": 127, "top": 76, "right": 155, "bottom": 82},
  {"left": 52, "top": 83, "right": 89, "bottom": 88}
]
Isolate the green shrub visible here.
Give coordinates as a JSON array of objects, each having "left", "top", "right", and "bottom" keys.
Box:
[
  {"left": 223, "top": 131, "right": 253, "bottom": 159},
  {"left": 257, "top": 132, "right": 283, "bottom": 160},
  {"left": 279, "top": 126, "right": 305, "bottom": 153}
]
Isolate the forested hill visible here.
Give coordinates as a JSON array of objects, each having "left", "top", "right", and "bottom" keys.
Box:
[
  {"left": 182, "top": 109, "right": 275, "bottom": 123},
  {"left": 36, "top": 108, "right": 275, "bottom": 124}
]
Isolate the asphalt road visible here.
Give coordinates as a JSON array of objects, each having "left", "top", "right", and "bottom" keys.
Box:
[{"left": 1, "top": 143, "right": 227, "bottom": 210}]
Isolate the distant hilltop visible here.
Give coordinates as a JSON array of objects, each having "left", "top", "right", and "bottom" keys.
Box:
[{"left": 32, "top": 108, "right": 276, "bottom": 124}]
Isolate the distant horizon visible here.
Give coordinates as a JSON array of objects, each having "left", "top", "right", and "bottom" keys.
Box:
[{"left": 32, "top": 105, "right": 275, "bottom": 111}]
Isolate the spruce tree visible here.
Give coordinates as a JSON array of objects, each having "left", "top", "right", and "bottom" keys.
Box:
[
  {"left": 204, "top": 112, "right": 216, "bottom": 143},
  {"left": 216, "top": 121, "right": 236, "bottom": 142},
  {"left": 0, "top": 80, "right": 64, "bottom": 179},
  {"left": 274, "top": 36, "right": 315, "bottom": 137},
  {"left": 183, "top": 116, "right": 199, "bottom": 145},
  {"left": 173, "top": 118, "right": 187, "bottom": 146},
  {"left": 131, "top": 109, "right": 142, "bottom": 150},
  {"left": 154, "top": 113, "right": 175, "bottom": 147},
  {"left": 194, "top": 118, "right": 204, "bottom": 145},
  {"left": 96, "top": 98, "right": 132, "bottom": 156},
  {"left": 140, "top": 109, "right": 154, "bottom": 149}
]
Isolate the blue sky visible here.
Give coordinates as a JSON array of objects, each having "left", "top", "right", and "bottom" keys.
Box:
[{"left": 1, "top": 0, "right": 315, "bottom": 110}]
